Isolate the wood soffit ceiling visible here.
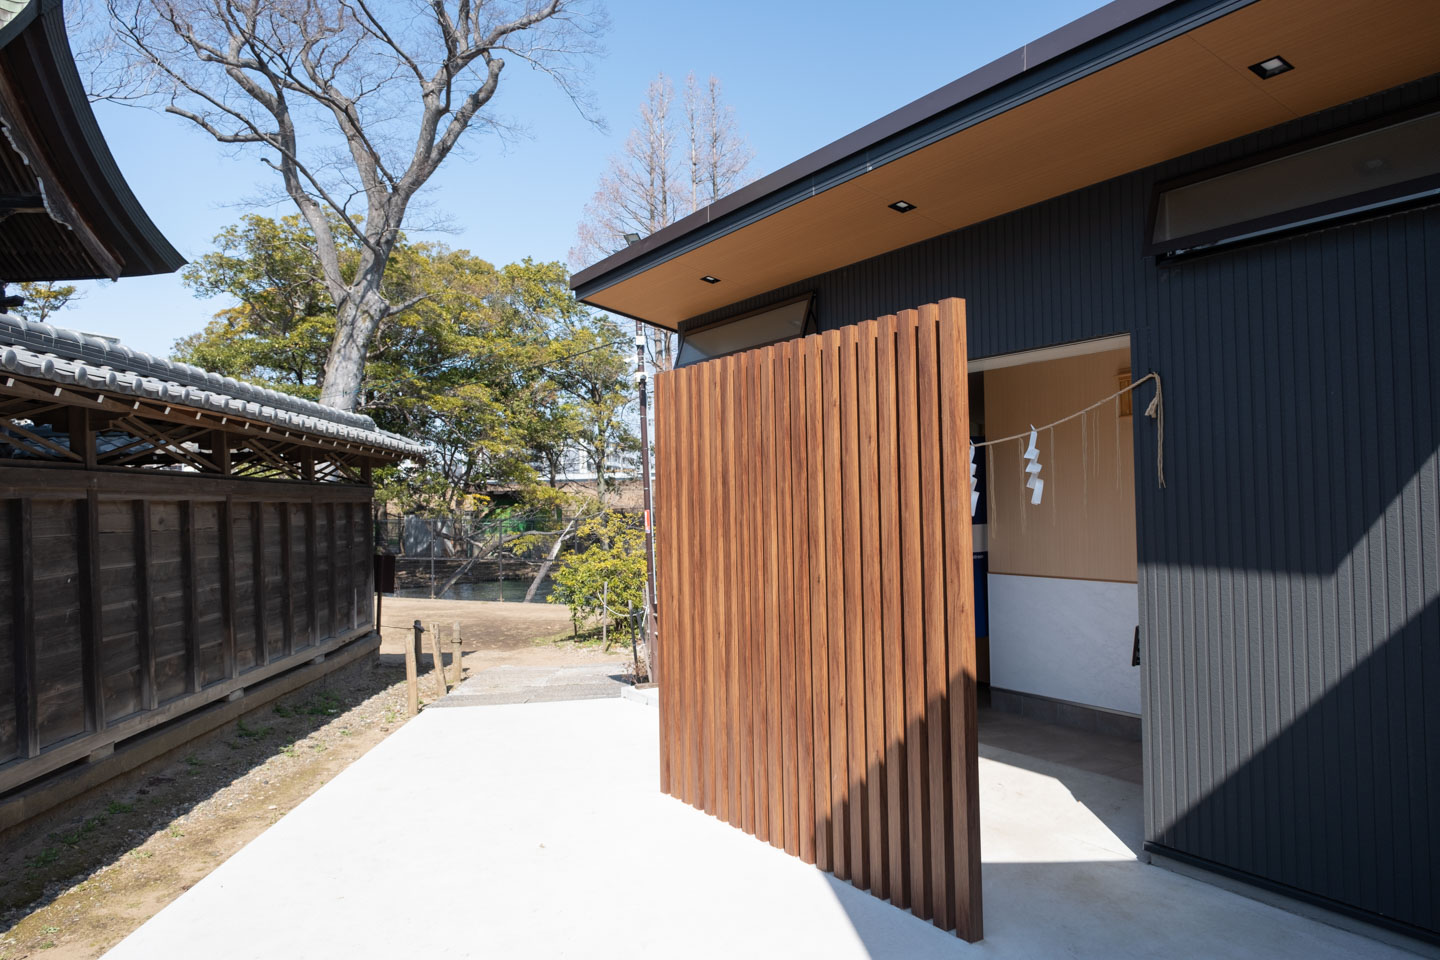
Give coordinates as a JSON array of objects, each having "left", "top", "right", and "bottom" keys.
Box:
[{"left": 582, "top": 0, "right": 1440, "bottom": 330}]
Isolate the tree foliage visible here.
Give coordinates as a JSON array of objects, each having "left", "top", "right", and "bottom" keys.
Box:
[
  {"left": 11, "top": 282, "right": 83, "bottom": 324},
  {"left": 174, "top": 214, "right": 635, "bottom": 512},
  {"left": 548, "top": 511, "right": 647, "bottom": 636}
]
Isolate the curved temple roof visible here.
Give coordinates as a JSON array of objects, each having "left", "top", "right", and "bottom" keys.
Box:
[
  {"left": 0, "top": 0, "right": 185, "bottom": 281},
  {"left": 0, "top": 313, "right": 426, "bottom": 458}
]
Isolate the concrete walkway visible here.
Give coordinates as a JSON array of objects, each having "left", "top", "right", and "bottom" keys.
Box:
[
  {"left": 103, "top": 697, "right": 1414, "bottom": 960},
  {"left": 433, "top": 663, "right": 628, "bottom": 707}
]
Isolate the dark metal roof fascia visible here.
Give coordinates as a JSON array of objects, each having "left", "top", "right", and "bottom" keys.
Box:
[
  {"left": 0, "top": 0, "right": 185, "bottom": 279},
  {"left": 571, "top": 0, "right": 1255, "bottom": 303}
]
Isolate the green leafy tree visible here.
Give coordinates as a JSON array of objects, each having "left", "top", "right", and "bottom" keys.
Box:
[
  {"left": 548, "top": 511, "right": 647, "bottom": 637},
  {"left": 12, "top": 281, "right": 82, "bottom": 324},
  {"left": 175, "top": 216, "right": 636, "bottom": 513}
]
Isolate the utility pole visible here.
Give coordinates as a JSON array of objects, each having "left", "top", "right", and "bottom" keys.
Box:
[{"left": 634, "top": 319, "right": 660, "bottom": 682}]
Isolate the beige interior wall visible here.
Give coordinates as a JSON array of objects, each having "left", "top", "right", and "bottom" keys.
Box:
[{"left": 983, "top": 348, "right": 1137, "bottom": 583}]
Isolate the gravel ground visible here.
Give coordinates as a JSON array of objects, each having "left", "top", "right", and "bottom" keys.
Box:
[{"left": 0, "top": 597, "right": 627, "bottom": 960}]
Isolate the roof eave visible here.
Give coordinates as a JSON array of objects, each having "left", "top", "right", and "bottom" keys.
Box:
[{"left": 570, "top": 0, "right": 1248, "bottom": 307}]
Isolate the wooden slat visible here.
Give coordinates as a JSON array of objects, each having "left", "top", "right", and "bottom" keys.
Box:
[
  {"left": 654, "top": 370, "right": 672, "bottom": 798},
  {"left": 895, "top": 307, "right": 931, "bottom": 921},
  {"left": 720, "top": 355, "right": 743, "bottom": 834},
  {"left": 916, "top": 302, "right": 952, "bottom": 931},
  {"left": 739, "top": 348, "right": 761, "bottom": 841},
  {"left": 715, "top": 355, "right": 733, "bottom": 824},
  {"left": 823, "top": 330, "right": 850, "bottom": 880},
  {"left": 652, "top": 297, "right": 979, "bottom": 940},
  {"left": 699, "top": 359, "right": 717, "bottom": 815},
  {"left": 857, "top": 318, "right": 888, "bottom": 900},
  {"left": 803, "top": 333, "right": 832, "bottom": 873},
  {"left": 875, "top": 313, "right": 909, "bottom": 909},
  {"left": 760, "top": 345, "right": 784, "bottom": 849},
  {"left": 938, "top": 298, "right": 984, "bottom": 939},
  {"left": 840, "top": 323, "right": 868, "bottom": 889},
  {"left": 774, "top": 343, "right": 800, "bottom": 857},
  {"left": 790, "top": 337, "right": 816, "bottom": 866}
]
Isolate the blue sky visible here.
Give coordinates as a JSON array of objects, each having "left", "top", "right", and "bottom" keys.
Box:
[{"left": 70, "top": 0, "right": 1104, "bottom": 356}]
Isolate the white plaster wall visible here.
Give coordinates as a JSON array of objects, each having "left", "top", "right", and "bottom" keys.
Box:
[{"left": 987, "top": 573, "right": 1140, "bottom": 715}]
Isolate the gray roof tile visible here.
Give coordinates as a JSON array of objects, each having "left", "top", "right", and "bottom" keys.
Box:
[{"left": 0, "top": 314, "right": 426, "bottom": 457}]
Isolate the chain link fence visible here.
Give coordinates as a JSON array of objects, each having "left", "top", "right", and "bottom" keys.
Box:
[{"left": 374, "top": 511, "right": 576, "bottom": 601}]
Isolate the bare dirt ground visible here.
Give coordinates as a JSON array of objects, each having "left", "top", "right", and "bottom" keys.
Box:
[{"left": 0, "top": 598, "right": 626, "bottom": 960}]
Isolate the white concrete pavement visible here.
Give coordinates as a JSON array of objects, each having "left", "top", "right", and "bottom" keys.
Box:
[{"left": 103, "top": 696, "right": 1415, "bottom": 959}]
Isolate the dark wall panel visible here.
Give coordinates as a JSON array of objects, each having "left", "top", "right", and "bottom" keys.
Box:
[
  {"left": 684, "top": 76, "right": 1440, "bottom": 938},
  {"left": 231, "top": 501, "right": 258, "bottom": 672},
  {"left": 31, "top": 499, "right": 83, "bottom": 749},
  {"left": 0, "top": 503, "right": 14, "bottom": 761},
  {"left": 0, "top": 472, "right": 375, "bottom": 797},
  {"left": 194, "top": 502, "right": 226, "bottom": 687},
  {"left": 148, "top": 501, "right": 187, "bottom": 704},
  {"left": 98, "top": 500, "right": 142, "bottom": 723}
]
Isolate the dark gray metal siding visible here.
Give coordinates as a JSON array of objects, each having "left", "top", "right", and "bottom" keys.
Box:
[{"left": 685, "top": 75, "right": 1440, "bottom": 940}]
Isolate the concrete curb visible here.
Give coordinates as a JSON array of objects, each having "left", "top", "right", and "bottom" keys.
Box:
[{"left": 620, "top": 686, "right": 658, "bottom": 708}]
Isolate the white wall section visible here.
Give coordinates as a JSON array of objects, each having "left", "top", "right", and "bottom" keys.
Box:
[{"left": 987, "top": 573, "right": 1140, "bottom": 715}]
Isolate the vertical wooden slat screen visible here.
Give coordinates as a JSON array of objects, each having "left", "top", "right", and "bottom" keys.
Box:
[{"left": 655, "top": 297, "right": 982, "bottom": 941}]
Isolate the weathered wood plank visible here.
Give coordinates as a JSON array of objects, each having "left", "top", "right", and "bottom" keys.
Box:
[
  {"left": 182, "top": 501, "right": 202, "bottom": 695},
  {"left": 221, "top": 496, "right": 238, "bottom": 679},
  {"left": 134, "top": 500, "right": 157, "bottom": 712},
  {"left": 14, "top": 498, "right": 38, "bottom": 757},
  {"left": 80, "top": 492, "right": 105, "bottom": 732}
]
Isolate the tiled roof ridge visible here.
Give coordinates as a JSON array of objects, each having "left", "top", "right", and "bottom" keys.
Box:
[{"left": 0, "top": 313, "right": 425, "bottom": 457}]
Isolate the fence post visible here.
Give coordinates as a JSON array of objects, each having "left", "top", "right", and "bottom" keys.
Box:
[
  {"left": 450, "top": 620, "right": 463, "bottom": 684},
  {"left": 428, "top": 620, "right": 448, "bottom": 699},
  {"left": 405, "top": 621, "right": 421, "bottom": 717},
  {"left": 601, "top": 581, "right": 609, "bottom": 651}
]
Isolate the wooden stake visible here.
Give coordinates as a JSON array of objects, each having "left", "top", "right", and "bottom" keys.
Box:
[
  {"left": 450, "top": 620, "right": 463, "bottom": 684},
  {"left": 405, "top": 621, "right": 420, "bottom": 717},
  {"left": 428, "top": 620, "right": 448, "bottom": 699}
]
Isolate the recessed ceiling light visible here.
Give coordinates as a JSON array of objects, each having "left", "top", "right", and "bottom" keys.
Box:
[
  {"left": 888, "top": 200, "right": 918, "bottom": 213},
  {"left": 1248, "top": 56, "right": 1293, "bottom": 79},
  {"left": 700, "top": 275, "right": 720, "bottom": 284}
]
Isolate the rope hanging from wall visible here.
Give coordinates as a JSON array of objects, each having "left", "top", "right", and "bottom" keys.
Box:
[{"left": 969, "top": 372, "right": 1165, "bottom": 519}]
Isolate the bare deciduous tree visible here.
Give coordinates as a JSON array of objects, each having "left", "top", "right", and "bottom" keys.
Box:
[
  {"left": 570, "top": 71, "right": 752, "bottom": 370},
  {"left": 86, "top": 0, "right": 604, "bottom": 411}
]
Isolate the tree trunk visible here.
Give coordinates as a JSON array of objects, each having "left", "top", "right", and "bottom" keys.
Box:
[{"left": 318, "top": 284, "right": 386, "bottom": 411}]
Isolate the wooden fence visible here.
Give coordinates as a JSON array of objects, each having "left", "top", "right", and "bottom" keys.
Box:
[
  {"left": 0, "top": 467, "right": 375, "bottom": 795},
  {"left": 653, "top": 298, "right": 982, "bottom": 940}
]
